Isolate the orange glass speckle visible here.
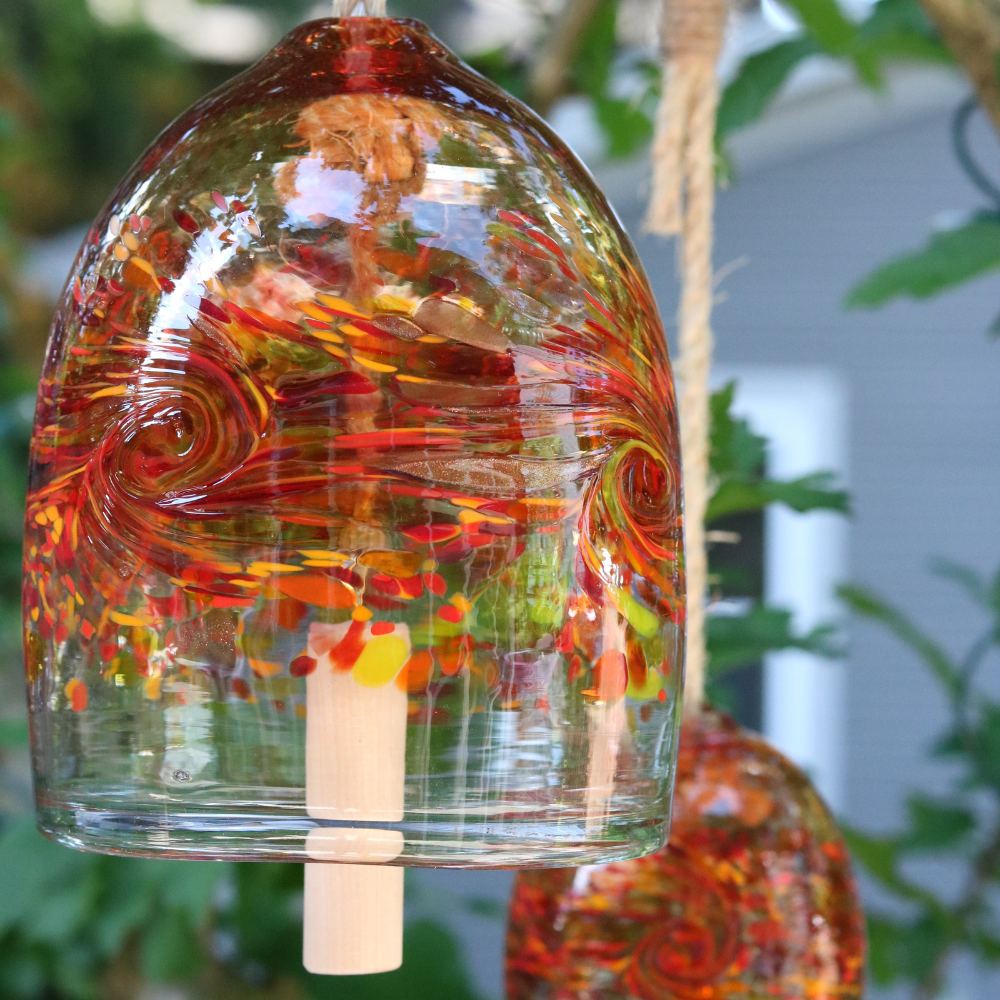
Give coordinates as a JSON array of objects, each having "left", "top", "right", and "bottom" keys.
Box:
[
  {"left": 23, "top": 18, "right": 683, "bottom": 865},
  {"left": 506, "top": 710, "right": 866, "bottom": 998}
]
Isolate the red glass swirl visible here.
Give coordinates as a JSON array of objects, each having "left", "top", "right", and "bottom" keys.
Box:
[{"left": 506, "top": 710, "right": 866, "bottom": 998}]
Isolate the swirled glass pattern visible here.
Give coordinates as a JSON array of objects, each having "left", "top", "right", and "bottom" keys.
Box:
[
  {"left": 23, "top": 18, "right": 683, "bottom": 865},
  {"left": 506, "top": 710, "right": 866, "bottom": 998}
]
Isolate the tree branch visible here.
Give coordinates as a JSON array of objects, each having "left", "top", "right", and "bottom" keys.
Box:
[{"left": 527, "top": 0, "right": 604, "bottom": 115}]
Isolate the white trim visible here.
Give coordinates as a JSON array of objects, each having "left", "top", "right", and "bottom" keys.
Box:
[{"left": 713, "top": 367, "right": 849, "bottom": 813}]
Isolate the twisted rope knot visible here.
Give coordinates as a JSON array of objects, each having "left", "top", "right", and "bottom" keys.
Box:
[{"left": 661, "top": 0, "right": 729, "bottom": 60}]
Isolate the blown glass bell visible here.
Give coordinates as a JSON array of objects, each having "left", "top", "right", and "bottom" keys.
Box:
[
  {"left": 506, "top": 709, "right": 866, "bottom": 999},
  {"left": 23, "top": 15, "right": 684, "bottom": 969}
]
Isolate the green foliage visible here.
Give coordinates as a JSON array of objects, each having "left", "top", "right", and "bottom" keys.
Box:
[
  {"left": 857, "top": 0, "right": 952, "bottom": 64},
  {"left": 466, "top": 48, "right": 529, "bottom": 103},
  {"left": 571, "top": 0, "right": 655, "bottom": 158},
  {"left": 0, "top": 718, "right": 27, "bottom": 748},
  {"left": 0, "top": 817, "right": 227, "bottom": 997},
  {"left": 716, "top": 38, "right": 818, "bottom": 140},
  {"left": 465, "top": 0, "right": 954, "bottom": 166},
  {"left": 718, "top": 0, "right": 950, "bottom": 154},
  {"left": 0, "top": 0, "right": 224, "bottom": 236},
  {"left": 709, "top": 472, "right": 849, "bottom": 521},
  {"left": 0, "top": 818, "right": 486, "bottom": 1000},
  {"left": 707, "top": 606, "right": 840, "bottom": 675},
  {"left": 840, "top": 561, "right": 1000, "bottom": 997},
  {"left": 305, "top": 921, "right": 481, "bottom": 1000},
  {"left": 837, "top": 583, "right": 961, "bottom": 698},
  {"left": 900, "top": 796, "right": 975, "bottom": 851},
  {"left": 463, "top": 0, "right": 951, "bottom": 165},
  {"left": 845, "top": 215, "right": 1000, "bottom": 308},
  {"left": 707, "top": 382, "right": 849, "bottom": 522},
  {"left": 704, "top": 382, "right": 847, "bottom": 680}
]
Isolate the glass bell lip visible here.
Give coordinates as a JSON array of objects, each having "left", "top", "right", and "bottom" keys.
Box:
[{"left": 23, "top": 12, "right": 685, "bottom": 867}]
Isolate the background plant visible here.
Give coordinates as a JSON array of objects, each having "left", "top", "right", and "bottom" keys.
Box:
[
  {"left": 840, "top": 565, "right": 1000, "bottom": 1000},
  {"left": 704, "top": 381, "right": 846, "bottom": 711}
]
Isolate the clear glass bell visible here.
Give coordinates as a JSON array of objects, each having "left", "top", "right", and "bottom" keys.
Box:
[{"left": 23, "top": 16, "right": 684, "bottom": 874}]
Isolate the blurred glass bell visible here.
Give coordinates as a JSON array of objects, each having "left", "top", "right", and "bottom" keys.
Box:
[{"left": 507, "top": 709, "right": 866, "bottom": 999}]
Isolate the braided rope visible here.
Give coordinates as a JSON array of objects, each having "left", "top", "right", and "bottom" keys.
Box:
[{"left": 646, "top": 1, "right": 727, "bottom": 713}]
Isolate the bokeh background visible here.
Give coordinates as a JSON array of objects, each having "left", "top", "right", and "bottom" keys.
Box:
[{"left": 4, "top": 1, "right": 1000, "bottom": 998}]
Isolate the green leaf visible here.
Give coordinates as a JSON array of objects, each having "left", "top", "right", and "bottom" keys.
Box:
[
  {"left": 967, "top": 704, "right": 1000, "bottom": 791},
  {"left": 594, "top": 96, "right": 654, "bottom": 158},
  {"left": 930, "top": 558, "right": 992, "bottom": 610},
  {"left": 762, "top": 473, "right": 850, "bottom": 514},
  {"left": 571, "top": 0, "right": 618, "bottom": 100},
  {"left": 837, "top": 584, "right": 961, "bottom": 697},
  {"left": 228, "top": 862, "right": 304, "bottom": 980},
  {"left": 846, "top": 215, "right": 1000, "bottom": 307},
  {"left": 989, "top": 562, "right": 1000, "bottom": 617},
  {"left": 717, "top": 38, "right": 819, "bottom": 139},
  {"left": 931, "top": 728, "right": 964, "bottom": 759},
  {"left": 900, "top": 795, "right": 975, "bottom": 851},
  {"left": 91, "top": 869, "right": 155, "bottom": 958},
  {"left": 970, "top": 930, "right": 1000, "bottom": 962},
  {"left": 783, "top": 0, "right": 858, "bottom": 53},
  {"left": 867, "top": 916, "right": 907, "bottom": 986},
  {"left": 858, "top": 0, "right": 951, "bottom": 65},
  {"left": 154, "top": 860, "right": 228, "bottom": 926},
  {"left": 707, "top": 382, "right": 848, "bottom": 520},
  {"left": 465, "top": 47, "right": 528, "bottom": 103},
  {"left": 0, "top": 954, "right": 47, "bottom": 999},
  {"left": 864, "top": 0, "right": 939, "bottom": 38},
  {"left": 140, "top": 909, "right": 202, "bottom": 983},
  {"left": 707, "top": 605, "right": 841, "bottom": 673},
  {"left": 841, "top": 826, "right": 940, "bottom": 906},
  {"left": 866, "top": 913, "right": 950, "bottom": 985},
  {"left": 841, "top": 827, "right": 903, "bottom": 887},
  {"left": 0, "top": 818, "right": 91, "bottom": 938},
  {"left": 854, "top": 27, "right": 951, "bottom": 67},
  {"left": 709, "top": 382, "right": 764, "bottom": 479},
  {"left": 461, "top": 896, "right": 506, "bottom": 920},
  {"left": 707, "top": 472, "right": 850, "bottom": 521}
]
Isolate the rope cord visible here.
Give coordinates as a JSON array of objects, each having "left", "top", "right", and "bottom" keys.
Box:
[
  {"left": 952, "top": 96, "right": 1000, "bottom": 210},
  {"left": 333, "top": 0, "right": 387, "bottom": 16},
  {"left": 646, "top": 0, "right": 727, "bottom": 713}
]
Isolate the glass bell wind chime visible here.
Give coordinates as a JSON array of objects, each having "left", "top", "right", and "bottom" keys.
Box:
[
  {"left": 21, "top": 0, "right": 687, "bottom": 977},
  {"left": 506, "top": 710, "right": 867, "bottom": 999},
  {"left": 505, "top": 0, "right": 867, "bottom": 996}
]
